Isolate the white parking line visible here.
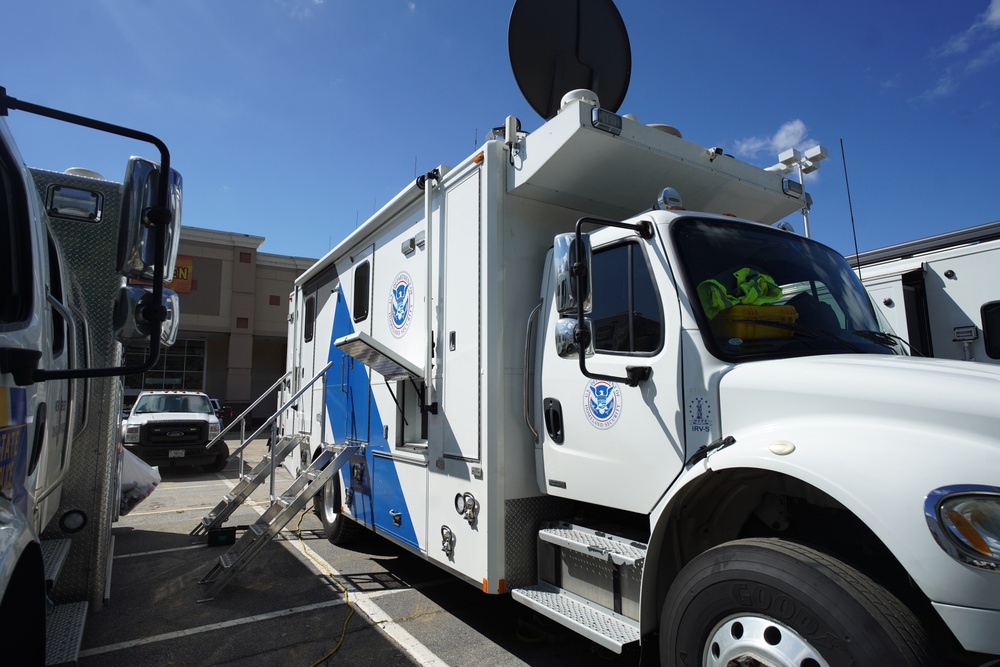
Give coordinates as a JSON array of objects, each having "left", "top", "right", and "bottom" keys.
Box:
[
  {"left": 79, "top": 598, "right": 348, "bottom": 657},
  {"left": 125, "top": 505, "right": 217, "bottom": 516},
  {"left": 111, "top": 471, "right": 453, "bottom": 667},
  {"left": 283, "top": 538, "right": 451, "bottom": 666},
  {"left": 115, "top": 544, "right": 205, "bottom": 559}
]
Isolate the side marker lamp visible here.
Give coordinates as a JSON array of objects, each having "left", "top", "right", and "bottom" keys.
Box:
[{"left": 926, "top": 486, "right": 1000, "bottom": 570}]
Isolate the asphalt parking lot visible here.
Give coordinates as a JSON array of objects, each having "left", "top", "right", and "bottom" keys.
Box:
[{"left": 78, "top": 438, "right": 643, "bottom": 667}]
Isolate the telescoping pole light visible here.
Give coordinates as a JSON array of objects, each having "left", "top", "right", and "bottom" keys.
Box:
[{"left": 765, "top": 145, "right": 828, "bottom": 238}]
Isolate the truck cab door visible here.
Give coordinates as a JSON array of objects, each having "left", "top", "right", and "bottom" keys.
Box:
[{"left": 537, "top": 224, "right": 685, "bottom": 514}]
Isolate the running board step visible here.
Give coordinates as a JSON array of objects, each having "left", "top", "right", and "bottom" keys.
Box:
[
  {"left": 511, "top": 584, "right": 639, "bottom": 654},
  {"left": 41, "top": 538, "right": 72, "bottom": 589},
  {"left": 538, "top": 523, "right": 646, "bottom": 567},
  {"left": 46, "top": 601, "right": 88, "bottom": 666}
]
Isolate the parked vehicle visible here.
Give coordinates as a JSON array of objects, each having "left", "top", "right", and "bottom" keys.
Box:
[
  {"left": 851, "top": 219, "right": 1000, "bottom": 364},
  {"left": 0, "top": 85, "right": 181, "bottom": 664},
  {"left": 122, "top": 391, "right": 227, "bottom": 472},
  {"left": 201, "top": 3, "right": 1000, "bottom": 664}
]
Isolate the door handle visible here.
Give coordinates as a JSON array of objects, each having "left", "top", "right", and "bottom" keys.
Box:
[{"left": 543, "top": 398, "right": 564, "bottom": 444}]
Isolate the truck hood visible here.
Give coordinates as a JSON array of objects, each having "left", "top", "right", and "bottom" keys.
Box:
[
  {"left": 718, "top": 354, "right": 1000, "bottom": 444},
  {"left": 127, "top": 412, "right": 217, "bottom": 425}
]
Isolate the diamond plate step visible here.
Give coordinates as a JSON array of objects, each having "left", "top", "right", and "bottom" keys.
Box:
[
  {"left": 41, "top": 538, "right": 72, "bottom": 589},
  {"left": 539, "top": 523, "right": 646, "bottom": 567},
  {"left": 46, "top": 601, "right": 88, "bottom": 666},
  {"left": 512, "top": 584, "right": 639, "bottom": 653}
]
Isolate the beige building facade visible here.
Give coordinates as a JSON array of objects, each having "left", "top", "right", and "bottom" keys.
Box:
[{"left": 123, "top": 226, "right": 315, "bottom": 425}]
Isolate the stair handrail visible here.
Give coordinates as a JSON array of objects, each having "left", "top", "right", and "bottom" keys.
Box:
[
  {"left": 213, "top": 361, "right": 333, "bottom": 458},
  {"left": 205, "top": 371, "right": 289, "bottom": 454}
]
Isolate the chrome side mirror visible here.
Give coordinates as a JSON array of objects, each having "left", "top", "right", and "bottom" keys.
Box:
[
  {"left": 555, "top": 318, "right": 595, "bottom": 359},
  {"left": 114, "top": 286, "right": 180, "bottom": 346},
  {"left": 117, "top": 157, "right": 183, "bottom": 281},
  {"left": 553, "top": 232, "right": 592, "bottom": 316}
]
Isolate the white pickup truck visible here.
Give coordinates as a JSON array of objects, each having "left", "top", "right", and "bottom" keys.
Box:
[{"left": 122, "top": 391, "right": 227, "bottom": 472}]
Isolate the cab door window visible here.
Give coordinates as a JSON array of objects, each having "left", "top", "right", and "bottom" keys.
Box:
[
  {"left": 1, "top": 142, "right": 31, "bottom": 325},
  {"left": 590, "top": 242, "right": 662, "bottom": 354}
]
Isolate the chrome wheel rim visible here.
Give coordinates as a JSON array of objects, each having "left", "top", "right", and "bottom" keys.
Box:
[
  {"left": 319, "top": 479, "right": 338, "bottom": 525},
  {"left": 703, "top": 614, "right": 829, "bottom": 667}
]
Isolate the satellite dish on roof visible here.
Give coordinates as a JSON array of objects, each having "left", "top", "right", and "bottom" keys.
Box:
[{"left": 508, "top": 0, "right": 631, "bottom": 120}]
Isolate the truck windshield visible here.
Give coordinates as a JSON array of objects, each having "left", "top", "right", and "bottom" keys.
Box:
[
  {"left": 133, "top": 394, "right": 214, "bottom": 414},
  {"left": 671, "top": 217, "right": 904, "bottom": 361}
]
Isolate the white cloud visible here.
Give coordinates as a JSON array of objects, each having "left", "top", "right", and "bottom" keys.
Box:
[
  {"left": 968, "top": 40, "right": 1000, "bottom": 70},
  {"left": 920, "top": 69, "right": 958, "bottom": 100},
  {"left": 940, "top": 0, "right": 1000, "bottom": 54},
  {"left": 733, "top": 120, "right": 818, "bottom": 160},
  {"left": 276, "top": 0, "right": 325, "bottom": 20},
  {"left": 923, "top": 1, "right": 1000, "bottom": 100}
]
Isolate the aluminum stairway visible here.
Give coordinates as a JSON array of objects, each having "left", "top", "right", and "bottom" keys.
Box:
[
  {"left": 197, "top": 442, "right": 358, "bottom": 601},
  {"left": 190, "top": 434, "right": 304, "bottom": 537},
  {"left": 511, "top": 522, "right": 646, "bottom": 654}
]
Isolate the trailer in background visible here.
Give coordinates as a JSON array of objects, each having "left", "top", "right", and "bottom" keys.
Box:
[{"left": 851, "top": 219, "right": 1000, "bottom": 363}]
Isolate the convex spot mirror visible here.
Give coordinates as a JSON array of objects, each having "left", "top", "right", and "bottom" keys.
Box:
[
  {"left": 553, "top": 232, "right": 593, "bottom": 316},
  {"left": 117, "top": 157, "right": 182, "bottom": 282},
  {"left": 555, "top": 318, "right": 595, "bottom": 359},
  {"left": 114, "top": 286, "right": 179, "bottom": 347}
]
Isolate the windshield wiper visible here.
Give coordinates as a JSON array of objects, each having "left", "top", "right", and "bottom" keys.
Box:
[
  {"left": 852, "top": 330, "right": 924, "bottom": 356},
  {"left": 727, "top": 319, "right": 865, "bottom": 353}
]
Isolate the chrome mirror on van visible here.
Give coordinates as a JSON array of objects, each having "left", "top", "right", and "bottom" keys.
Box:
[
  {"left": 556, "top": 217, "right": 655, "bottom": 387},
  {"left": 114, "top": 286, "right": 179, "bottom": 347},
  {"left": 553, "top": 232, "right": 592, "bottom": 316},
  {"left": 117, "top": 157, "right": 182, "bottom": 282},
  {"left": 555, "top": 318, "right": 595, "bottom": 358}
]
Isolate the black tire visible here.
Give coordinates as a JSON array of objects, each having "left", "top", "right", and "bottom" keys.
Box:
[
  {"left": 660, "top": 538, "right": 936, "bottom": 667},
  {"left": 202, "top": 442, "right": 230, "bottom": 473},
  {"left": 314, "top": 470, "right": 362, "bottom": 545}
]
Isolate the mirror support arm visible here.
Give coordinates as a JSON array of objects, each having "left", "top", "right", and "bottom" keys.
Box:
[
  {"left": 1, "top": 87, "right": 171, "bottom": 383},
  {"left": 573, "top": 217, "right": 654, "bottom": 387}
]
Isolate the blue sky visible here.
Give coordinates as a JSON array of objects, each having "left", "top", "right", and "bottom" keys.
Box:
[{"left": 3, "top": 1, "right": 999, "bottom": 261}]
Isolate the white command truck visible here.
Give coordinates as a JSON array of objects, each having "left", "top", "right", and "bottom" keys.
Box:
[
  {"left": 852, "top": 219, "right": 1000, "bottom": 366},
  {"left": 0, "top": 87, "right": 182, "bottom": 665},
  {"left": 276, "top": 88, "right": 1000, "bottom": 665}
]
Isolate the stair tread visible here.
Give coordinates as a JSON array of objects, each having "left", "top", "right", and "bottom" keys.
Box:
[
  {"left": 197, "top": 441, "right": 360, "bottom": 598},
  {"left": 45, "top": 601, "right": 88, "bottom": 666},
  {"left": 41, "top": 538, "right": 72, "bottom": 587},
  {"left": 512, "top": 584, "right": 638, "bottom": 652},
  {"left": 539, "top": 525, "right": 647, "bottom": 565}
]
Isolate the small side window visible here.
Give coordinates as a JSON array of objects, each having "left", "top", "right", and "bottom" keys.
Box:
[
  {"left": 1, "top": 144, "right": 32, "bottom": 325},
  {"left": 353, "top": 260, "right": 371, "bottom": 323},
  {"left": 46, "top": 233, "right": 65, "bottom": 356},
  {"left": 982, "top": 301, "right": 1000, "bottom": 359},
  {"left": 304, "top": 295, "right": 315, "bottom": 343}
]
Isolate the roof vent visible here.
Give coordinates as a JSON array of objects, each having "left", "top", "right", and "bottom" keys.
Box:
[
  {"left": 648, "top": 123, "right": 682, "bottom": 138},
  {"left": 559, "top": 89, "right": 601, "bottom": 113},
  {"left": 64, "top": 167, "right": 105, "bottom": 180}
]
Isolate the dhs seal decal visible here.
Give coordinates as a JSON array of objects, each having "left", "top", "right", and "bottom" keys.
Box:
[
  {"left": 584, "top": 380, "right": 622, "bottom": 429},
  {"left": 388, "top": 272, "right": 414, "bottom": 338}
]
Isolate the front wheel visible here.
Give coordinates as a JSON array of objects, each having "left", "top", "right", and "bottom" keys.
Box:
[
  {"left": 202, "top": 442, "right": 230, "bottom": 473},
  {"left": 659, "top": 538, "right": 935, "bottom": 667}
]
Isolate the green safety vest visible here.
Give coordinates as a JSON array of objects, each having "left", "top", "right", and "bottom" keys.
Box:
[{"left": 697, "top": 267, "right": 783, "bottom": 319}]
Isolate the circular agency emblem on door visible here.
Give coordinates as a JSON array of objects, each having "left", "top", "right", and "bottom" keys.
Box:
[
  {"left": 388, "top": 271, "right": 414, "bottom": 338},
  {"left": 583, "top": 380, "right": 622, "bottom": 429}
]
